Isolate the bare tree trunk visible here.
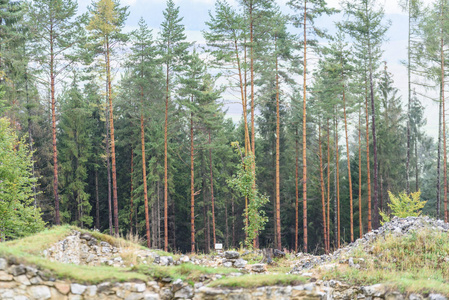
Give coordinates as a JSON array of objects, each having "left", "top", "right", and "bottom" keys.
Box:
[
  {"left": 105, "top": 97, "right": 113, "bottom": 236},
  {"left": 318, "top": 123, "right": 328, "bottom": 253},
  {"left": 343, "top": 88, "right": 354, "bottom": 242},
  {"left": 209, "top": 131, "right": 216, "bottom": 247},
  {"left": 326, "top": 121, "right": 331, "bottom": 250},
  {"left": 190, "top": 102, "right": 196, "bottom": 252},
  {"left": 96, "top": 170, "right": 100, "bottom": 230},
  {"left": 141, "top": 87, "right": 151, "bottom": 248},
  {"left": 275, "top": 47, "right": 281, "bottom": 251},
  {"left": 106, "top": 36, "right": 119, "bottom": 235},
  {"left": 164, "top": 61, "right": 170, "bottom": 251},
  {"left": 358, "top": 108, "right": 363, "bottom": 238},
  {"left": 295, "top": 127, "right": 299, "bottom": 252},
  {"left": 50, "top": 27, "right": 60, "bottom": 225},
  {"left": 438, "top": 91, "right": 442, "bottom": 219},
  {"left": 302, "top": 0, "right": 308, "bottom": 253},
  {"left": 406, "top": 6, "right": 411, "bottom": 195},
  {"left": 365, "top": 72, "right": 372, "bottom": 232},
  {"left": 441, "top": 8, "right": 447, "bottom": 222},
  {"left": 335, "top": 116, "right": 340, "bottom": 248},
  {"left": 130, "top": 149, "right": 134, "bottom": 235}
]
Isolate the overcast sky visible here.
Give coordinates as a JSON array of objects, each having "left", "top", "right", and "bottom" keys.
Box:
[{"left": 78, "top": 0, "right": 439, "bottom": 139}]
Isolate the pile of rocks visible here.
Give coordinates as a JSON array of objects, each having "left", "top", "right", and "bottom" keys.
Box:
[
  {"left": 43, "top": 231, "right": 125, "bottom": 267},
  {"left": 291, "top": 216, "right": 449, "bottom": 273}
]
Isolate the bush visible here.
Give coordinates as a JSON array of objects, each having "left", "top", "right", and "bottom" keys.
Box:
[
  {"left": 0, "top": 118, "right": 46, "bottom": 240},
  {"left": 380, "top": 191, "right": 426, "bottom": 224}
]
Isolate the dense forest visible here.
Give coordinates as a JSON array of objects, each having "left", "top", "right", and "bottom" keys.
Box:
[{"left": 0, "top": 0, "right": 447, "bottom": 254}]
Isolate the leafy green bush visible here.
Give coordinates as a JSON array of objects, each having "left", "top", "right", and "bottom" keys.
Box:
[
  {"left": 380, "top": 191, "right": 426, "bottom": 224},
  {"left": 0, "top": 118, "right": 46, "bottom": 240}
]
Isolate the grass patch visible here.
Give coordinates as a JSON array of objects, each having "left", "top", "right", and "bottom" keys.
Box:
[
  {"left": 208, "top": 274, "right": 306, "bottom": 288},
  {"left": 321, "top": 228, "right": 449, "bottom": 295}
]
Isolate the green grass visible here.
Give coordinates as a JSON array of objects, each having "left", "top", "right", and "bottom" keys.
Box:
[
  {"left": 208, "top": 274, "right": 306, "bottom": 288},
  {"left": 321, "top": 228, "right": 449, "bottom": 295}
]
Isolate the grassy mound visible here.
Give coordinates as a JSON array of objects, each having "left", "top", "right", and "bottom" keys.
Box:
[
  {"left": 321, "top": 228, "right": 449, "bottom": 295},
  {"left": 0, "top": 226, "right": 238, "bottom": 284}
]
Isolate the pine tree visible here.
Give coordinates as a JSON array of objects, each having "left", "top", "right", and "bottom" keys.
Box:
[
  {"left": 159, "top": 0, "right": 189, "bottom": 251},
  {"left": 87, "top": 0, "right": 128, "bottom": 235},
  {"left": 28, "top": 0, "right": 84, "bottom": 225}
]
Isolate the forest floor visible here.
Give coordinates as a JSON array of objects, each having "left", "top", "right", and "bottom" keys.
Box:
[{"left": 1, "top": 217, "right": 449, "bottom": 296}]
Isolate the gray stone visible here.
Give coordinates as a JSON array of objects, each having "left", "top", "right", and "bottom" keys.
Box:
[
  {"left": 11, "top": 265, "right": 26, "bottom": 276},
  {"left": 251, "top": 263, "right": 267, "bottom": 273},
  {"left": 160, "top": 256, "right": 169, "bottom": 266},
  {"left": 143, "top": 292, "right": 160, "bottom": 300},
  {"left": 79, "top": 233, "right": 92, "bottom": 241},
  {"left": 234, "top": 258, "right": 247, "bottom": 268},
  {"left": 102, "top": 246, "right": 111, "bottom": 253},
  {"left": 88, "top": 238, "right": 98, "bottom": 246},
  {"left": 223, "top": 262, "right": 233, "bottom": 268},
  {"left": 273, "top": 249, "right": 286, "bottom": 258},
  {"left": 0, "top": 258, "right": 7, "bottom": 270},
  {"left": 86, "top": 254, "right": 96, "bottom": 263},
  {"left": 362, "top": 284, "right": 385, "bottom": 297},
  {"left": 97, "top": 282, "right": 112, "bottom": 293},
  {"left": 14, "top": 274, "right": 31, "bottom": 285},
  {"left": 174, "top": 285, "right": 194, "bottom": 299},
  {"left": 28, "top": 285, "right": 51, "bottom": 300},
  {"left": 125, "top": 292, "right": 144, "bottom": 300},
  {"left": 224, "top": 251, "right": 240, "bottom": 259},
  {"left": 85, "top": 285, "right": 97, "bottom": 297},
  {"left": 429, "top": 294, "right": 447, "bottom": 300},
  {"left": 179, "top": 256, "right": 190, "bottom": 263},
  {"left": 409, "top": 294, "right": 423, "bottom": 300},
  {"left": 71, "top": 283, "right": 87, "bottom": 295},
  {"left": 153, "top": 255, "right": 160, "bottom": 264},
  {"left": 172, "top": 279, "right": 183, "bottom": 292},
  {"left": 134, "top": 282, "right": 146, "bottom": 293},
  {"left": 0, "top": 270, "right": 13, "bottom": 281}
]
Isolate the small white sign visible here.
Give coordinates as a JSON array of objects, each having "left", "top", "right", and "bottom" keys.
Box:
[{"left": 215, "top": 243, "right": 223, "bottom": 250}]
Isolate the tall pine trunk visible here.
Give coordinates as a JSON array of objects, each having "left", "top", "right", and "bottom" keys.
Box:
[
  {"left": 106, "top": 36, "right": 119, "bottom": 235},
  {"left": 208, "top": 131, "right": 216, "bottom": 247},
  {"left": 326, "top": 121, "right": 331, "bottom": 250},
  {"left": 358, "top": 107, "right": 363, "bottom": 238},
  {"left": 164, "top": 60, "right": 170, "bottom": 251},
  {"left": 302, "top": 0, "right": 308, "bottom": 253},
  {"left": 406, "top": 6, "right": 411, "bottom": 195},
  {"left": 275, "top": 47, "right": 281, "bottom": 251},
  {"left": 105, "top": 99, "right": 113, "bottom": 235},
  {"left": 438, "top": 94, "right": 442, "bottom": 218},
  {"left": 343, "top": 88, "right": 354, "bottom": 242},
  {"left": 190, "top": 99, "right": 195, "bottom": 252},
  {"left": 50, "top": 27, "right": 60, "bottom": 225},
  {"left": 295, "top": 127, "right": 299, "bottom": 252},
  {"left": 441, "top": 6, "right": 447, "bottom": 222},
  {"left": 365, "top": 72, "right": 372, "bottom": 232},
  {"left": 130, "top": 149, "right": 134, "bottom": 234},
  {"left": 335, "top": 116, "right": 340, "bottom": 248},
  {"left": 95, "top": 170, "right": 100, "bottom": 230},
  {"left": 141, "top": 87, "right": 151, "bottom": 248},
  {"left": 318, "top": 123, "right": 328, "bottom": 253}
]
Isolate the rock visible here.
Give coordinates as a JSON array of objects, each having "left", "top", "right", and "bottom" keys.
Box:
[
  {"left": 174, "top": 285, "right": 194, "bottom": 299},
  {"left": 0, "top": 271, "right": 13, "bottom": 281},
  {"left": 362, "top": 284, "right": 385, "bottom": 297},
  {"left": 429, "top": 294, "right": 447, "bottom": 300},
  {"left": 85, "top": 285, "right": 97, "bottom": 297},
  {"left": 86, "top": 254, "right": 96, "bottom": 263},
  {"left": 102, "top": 246, "right": 111, "bottom": 253},
  {"left": 79, "top": 233, "right": 92, "bottom": 241},
  {"left": 273, "top": 249, "right": 286, "bottom": 258},
  {"left": 55, "top": 282, "right": 70, "bottom": 295},
  {"left": 153, "top": 255, "right": 160, "bottom": 264},
  {"left": 125, "top": 292, "right": 145, "bottom": 300},
  {"left": 160, "top": 256, "right": 169, "bottom": 266},
  {"left": 0, "top": 258, "right": 7, "bottom": 270},
  {"left": 143, "top": 292, "right": 160, "bottom": 300},
  {"left": 167, "top": 256, "right": 174, "bottom": 265},
  {"left": 134, "top": 282, "right": 146, "bottom": 292},
  {"left": 409, "top": 294, "right": 423, "bottom": 300},
  {"left": 251, "top": 264, "right": 267, "bottom": 273},
  {"left": 179, "top": 256, "right": 190, "bottom": 263},
  {"left": 97, "top": 282, "right": 112, "bottom": 293},
  {"left": 11, "top": 265, "right": 26, "bottom": 276},
  {"left": 223, "top": 262, "right": 233, "bottom": 268},
  {"left": 172, "top": 279, "right": 183, "bottom": 292},
  {"left": 28, "top": 285, "right": 52, "bottom": 300},
  {"left": 14, "top": 274, "right": 31, "bottom": 285},
  {"left": 234, "top": 258, "right": 247, "bottom": 268},
  {"left": 224, "top": 251, "right": 240, "bottom": 259},
  {"left": 71, "top": 283, "right": 87, "bottom": 295}
]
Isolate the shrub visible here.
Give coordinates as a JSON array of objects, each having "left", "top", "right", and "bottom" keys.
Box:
[{"left": 380, "top": 191, "right": 426, "bottom": 224}]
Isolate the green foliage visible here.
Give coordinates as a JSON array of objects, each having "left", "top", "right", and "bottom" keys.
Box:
[
  {"left": 380, "top": 191, "right": 426, "bottom": 224},
  {"left": 0, "top": 118, "right": 45, "bottom": 240},
  {"left": 227, "top": 142, "right": 268, "bottom": 249}
]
